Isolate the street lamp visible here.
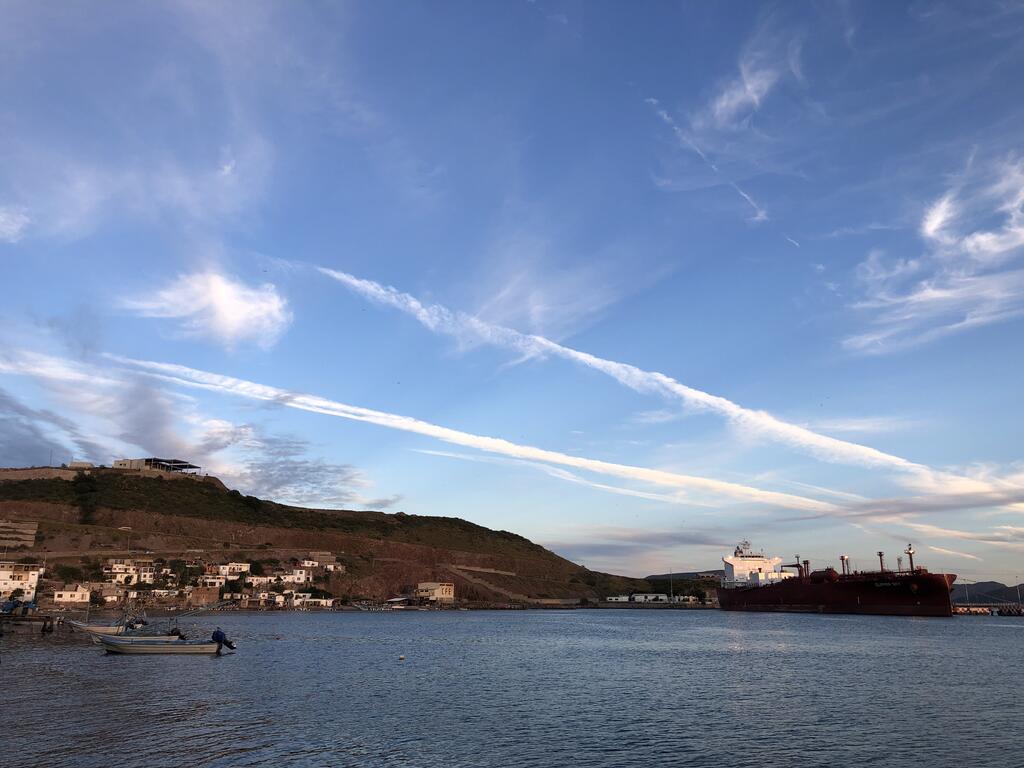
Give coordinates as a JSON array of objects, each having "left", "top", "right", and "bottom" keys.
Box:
[{"left": 118, "top": 526, "right": 132, "bottom": 555}]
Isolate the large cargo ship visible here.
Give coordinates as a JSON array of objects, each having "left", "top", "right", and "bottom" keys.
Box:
[{"left": 716, "top": 542, "right": 956, "bottom": 617}]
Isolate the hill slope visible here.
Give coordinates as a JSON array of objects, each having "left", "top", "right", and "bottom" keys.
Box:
[{"left": 0, "top": 468, "right": 649, "bottom": 602}]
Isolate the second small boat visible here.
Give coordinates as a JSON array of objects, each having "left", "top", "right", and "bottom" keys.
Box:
[{"left": 98, "top": 635, "right": 235, "bottom": 655}]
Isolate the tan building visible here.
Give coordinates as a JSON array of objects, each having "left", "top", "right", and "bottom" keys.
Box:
[
  {"left": 417, "top": 582, "right": 455, "bottom": 603},
  {"left": 54, "top": 584, "right": 91, "bottom": 604}
]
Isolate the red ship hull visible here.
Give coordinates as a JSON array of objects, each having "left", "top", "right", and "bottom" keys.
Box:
[{"left": 716, "top": 571, "right": 956, "bottom": 617}]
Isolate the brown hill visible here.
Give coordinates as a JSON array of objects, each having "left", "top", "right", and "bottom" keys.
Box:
[{"left": 0, "top": 468, "right": 649, "bottom": 603}]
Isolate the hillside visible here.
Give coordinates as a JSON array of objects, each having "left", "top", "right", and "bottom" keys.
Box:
[
  {"left": 951, "top": 581, "right": 1024, "bottom": 604},
  {"left": 0, "top": 468, "right": 650, "bottom": 603}
]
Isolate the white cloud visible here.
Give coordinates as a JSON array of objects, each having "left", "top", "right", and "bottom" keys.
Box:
[
  {"left": 928, "top": 545, "right": 982, "bottom": 561},
  {"left": 847, "top": 156, "right": 1024, "bottom": 352},
  {"left": 109, "top": 352, "right": 838, "bottom": 513},
  {"left": 810, "top": 416, "right": 922, "bottom": 435},
  {"left": 319, "top": 267, "right": 936, "bottom": 476},
  {"left": 707, "top": 63, "right": 780, "bottom": 129},
  {"left": 0, "top": 206, "right": 30, "bottom": 243},
  {"left": 920, "top": 193, "right": 957, "bottom": 242},
  {"left": 320, "top": 267, "right": 1024, "bottom": 507},
  {"left": 414, "top": 448, "right": 700, "bottom": 507},
  {"left": 647, "top": 99, "right": 769, "bottom": 223},
  {"left": 122, "top": 272, "right": 292, "bottom": 349}
]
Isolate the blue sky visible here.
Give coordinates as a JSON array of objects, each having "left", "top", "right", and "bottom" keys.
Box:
[{"left": 3, "top": 2, "right": 1024, "bottom": 580}]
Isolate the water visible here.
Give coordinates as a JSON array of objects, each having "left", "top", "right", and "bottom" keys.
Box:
[{"left": 3, "top": 610, "right": 1021, "bottom": 767}]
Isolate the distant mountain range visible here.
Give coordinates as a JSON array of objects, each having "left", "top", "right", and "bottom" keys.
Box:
[
  {"left": 951, "top": 581, "right": 1024, "bottom": 604},
  {"left": 645, "top": 570, "right": 724, "bottom": 581}
]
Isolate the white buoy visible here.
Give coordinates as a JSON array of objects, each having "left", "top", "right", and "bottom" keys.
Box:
[{"left": 399, "top": 655, "right": 405, "bottom": 661}]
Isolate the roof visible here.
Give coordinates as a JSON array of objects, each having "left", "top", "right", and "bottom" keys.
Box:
[{"left": 147, "top": 458, "right": 200, "bottom": 470}]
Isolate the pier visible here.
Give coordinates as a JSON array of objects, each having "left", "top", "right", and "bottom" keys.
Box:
[{"left": 0, "top": 614, "right": 56, "bottom": 633}]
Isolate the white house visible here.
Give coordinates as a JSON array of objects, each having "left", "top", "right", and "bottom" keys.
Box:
[
  {"left": 54, "top": 584, "right": 91, "bottom": 604},
  {"left": 605, "top": 595, "right": 630, "bottom": 602},
  {"left": 0, "top": 561, "right": 45, "bottom": 601},
  {"left": 216, "top": 562, "right": 251, "bottom": 578},
  {"left": 199, "top": 575, "right": 226, "bottom": 588},
  {"left": 104, "top": 558, "right": 155, "bottom": 585},
  {"left": 285, "top": 568, "right": 313, "bottom": 585}
]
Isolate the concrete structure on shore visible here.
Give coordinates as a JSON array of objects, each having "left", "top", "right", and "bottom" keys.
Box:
[
  {"left": 417, "top": 582, "right": 455, "bottom": 603},
  {"left": 0, "top": 561, "right": 45, "bottom": 601}
]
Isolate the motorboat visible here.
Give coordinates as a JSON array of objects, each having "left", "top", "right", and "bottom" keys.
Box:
[{"left": 97, "top": 634, "right": 233, "bottom": 655}]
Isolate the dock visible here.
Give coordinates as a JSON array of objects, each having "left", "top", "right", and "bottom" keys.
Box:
[{"left": 0, "top": 614, "right": 56, "bottom": 633}]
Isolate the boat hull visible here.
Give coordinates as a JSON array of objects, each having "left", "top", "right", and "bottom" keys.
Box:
[
  {"left": 98, "top": 636, "right": 224, "bottom": 654},
  {"left": 717, "top": 572, "right": 956, "bottom": 617}
]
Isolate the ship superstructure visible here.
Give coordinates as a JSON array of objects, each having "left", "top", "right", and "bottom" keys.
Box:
[
  {"left": 716, "top": 543, "right": 956, "bottom": 617},
  {"left": 721, "top": 541, "right": 795, "bottom": 588}
]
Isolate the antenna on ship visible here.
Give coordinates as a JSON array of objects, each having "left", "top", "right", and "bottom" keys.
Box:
[
  {"left": 904, "top": 543, "right": 916, "bottom": 572},
  {"left": 877, "top": 551, "right": 886, "bottom": 572}
]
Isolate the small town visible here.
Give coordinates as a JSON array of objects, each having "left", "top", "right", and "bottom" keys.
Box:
[{"left": 1, "top": 550, "right": 460, "bottom": 613}]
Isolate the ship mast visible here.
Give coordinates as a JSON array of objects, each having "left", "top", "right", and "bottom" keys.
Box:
[{"left": 904, "top": 543, "right": 916, "bottom": 572}]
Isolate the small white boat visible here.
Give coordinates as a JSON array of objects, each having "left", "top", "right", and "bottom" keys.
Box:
[
  {"left": 98, "top": 635, "right": 231, "bottom": 655},
  {"left": 68, "top": 619, "right": 133, "bottom": 635}
]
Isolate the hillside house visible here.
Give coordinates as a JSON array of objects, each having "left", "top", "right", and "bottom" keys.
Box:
[
  {"left": 54, "top": 584, "right": 91, "bottom": 604},
  {"left": 0, "top": 561, "right": 45, "bottom": 601},
  {"left": 104, "top": 558, "right": 155, "bottom": 585}
]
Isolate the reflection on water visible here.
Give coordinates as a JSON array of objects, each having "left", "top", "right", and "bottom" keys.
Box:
[{"left": 4, "top": 611, "right": 1021, "bottom": 767}]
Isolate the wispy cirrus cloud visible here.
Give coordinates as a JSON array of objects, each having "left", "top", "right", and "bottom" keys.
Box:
[
  {"left": 928, "top": 545, "right": 982, "bottom": 561},
  {"left": 414, "top": 448, "right": 704, "bottom": 508},
  {"left": 0, "top": 348, "right": 394, "bottom": 509},
  {"left": 808, "top": 416, "right": 924, "bottom": 435},
  {"left": 121, "top": 272, "right": 292, "bottom": 350},
  {"left": 846, "top": 156, "right": 1024, "bottom": 352},
  {"left": 318, "top": 267, "right": 934, "bottom": 476},
  {"left": 320, "top": 267, "right": 1024, "bottom": 509},
  {"left": 646, "top": 98, "right": 769, "bottom": 223},
  {"left": 0, "top": 206, "right": 30, "bottom": 243},
  {"left": 101, "top": 352, "right": 836, "bottom": 513}
]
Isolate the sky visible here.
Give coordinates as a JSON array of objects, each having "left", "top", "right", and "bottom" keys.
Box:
[{"left": 2, "top": 2, "right": 1024, "bottom": 581}]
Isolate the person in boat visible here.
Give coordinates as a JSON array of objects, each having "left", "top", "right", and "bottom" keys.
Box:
[{"left": 211, "top": 627, "right": 236, "bottom": 652}]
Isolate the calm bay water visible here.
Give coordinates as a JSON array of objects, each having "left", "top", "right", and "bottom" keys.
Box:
[{"left": 3, "top": 610, "right": 1021, "bottom": 767}]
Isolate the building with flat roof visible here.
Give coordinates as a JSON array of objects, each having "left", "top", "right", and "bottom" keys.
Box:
[
  {"left": 54, "top": 584, "right": 91, "bottom": 604},
  {"left": 417, "top": 582, "right": 455, "bottom": 603},
  {"left": 0, "top": 561, "right": 45, "bottom": 601},
  {"left": 112, "top": 457, "right": 200, "bottom": 474}
]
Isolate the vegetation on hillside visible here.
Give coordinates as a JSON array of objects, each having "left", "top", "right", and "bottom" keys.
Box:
[{"left": 0, "top": 471, "right": 561, "bottom": 561}]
